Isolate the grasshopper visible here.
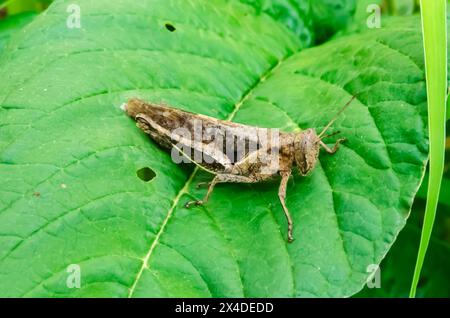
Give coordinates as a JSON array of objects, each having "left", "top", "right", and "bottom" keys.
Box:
[{"left": 124, "top": 96, "right": 355, "bottom": 242}]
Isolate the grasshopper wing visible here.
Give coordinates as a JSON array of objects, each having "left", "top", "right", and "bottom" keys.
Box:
[{"left": 125, "top": 99, "right": 273, "bottom": 173}]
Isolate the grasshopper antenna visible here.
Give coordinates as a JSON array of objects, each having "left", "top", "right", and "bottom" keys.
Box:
[
  {"left": 318, "top": 95, "right": 357, "bottom": 139},
  {"left": 321, "top": 130, "right": 341, "bottom": 140}
]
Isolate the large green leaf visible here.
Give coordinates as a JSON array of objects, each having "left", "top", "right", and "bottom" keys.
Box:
[
  {"left": 309, "top": 0, "right": 356, "bottom": 43},
  {"left": 237, "top": 0, "right": 314, "bottom": 46},
  {"left": 0, "top": 12, "right": 36, "bottom": 54},
  {"left": 237, "top": 0, "right": 357, "bottom": 46},
  {"left": 356, "top": 201, "right": 450, "bottom": 298},
  {"left": 0, "top": 0, "right": 428, "bottom": 297}
]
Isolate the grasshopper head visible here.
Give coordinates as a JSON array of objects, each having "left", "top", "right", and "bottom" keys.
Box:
[
  {"left": 294, "top": 129, "right": 321, "bottom": 176},
  {"left": 293, "top": 96, "right": 356, "bottom": 176}
]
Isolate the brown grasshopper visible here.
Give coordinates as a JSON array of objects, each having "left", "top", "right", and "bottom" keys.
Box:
[{"left": 124, "top": 96, "right": 355, "bottom": 242}]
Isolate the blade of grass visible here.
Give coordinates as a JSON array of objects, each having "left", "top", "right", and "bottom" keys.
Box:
[
  {"left": 447, "top": 93, "right": 449, "bottom": 120},
  {"left": 410, "top": 0, "right": 448, "bottom": 298},
  {"left": 416, "top": 174, "right": 450, "bottom": 208}
]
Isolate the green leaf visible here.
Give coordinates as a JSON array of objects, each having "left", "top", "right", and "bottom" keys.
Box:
[
  {"left": 1, "top": 0, "right": 36, "bottom": 14},
  {"left": 0, "top": 12, "right": 36, "bottom": 53},
  {"left": 236, "top": 0, "right": 356, "bottom": 47},
  {"left": 1, "top": 0, "right": 48, "bottom": 15},
  {"left": 309, "top": 0, "right": 356, "bottom": 43},
  {"left": 0, "top": 0, "right": 429, "bottom": 297},
  {"left": 356, "top": 203, "right": 450, "bottom": 298},
  {"left": 237, "top": 0, "right": 314, "bottom": 47},
  {"left": 388, "top": 0, "right": 417, "bottom": 15}
]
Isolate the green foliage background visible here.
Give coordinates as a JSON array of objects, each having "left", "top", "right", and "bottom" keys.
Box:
[{"left": 0, "top": 0, "right": 448, "bottom": 298}]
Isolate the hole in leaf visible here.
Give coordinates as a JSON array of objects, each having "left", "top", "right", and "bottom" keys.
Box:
[
  {"left": 136, "top": 167, "right": 156, "bottom": 182},
  {"left": 165, "top": 23, "right": 176, "bottom": 32}
]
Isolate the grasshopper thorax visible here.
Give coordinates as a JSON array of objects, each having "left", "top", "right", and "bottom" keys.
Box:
[{"left": 294, "top": 129, "right": 321, "bottom": 176}]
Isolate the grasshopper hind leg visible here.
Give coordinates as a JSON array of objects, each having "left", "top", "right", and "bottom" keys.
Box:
[
  {"left": 195, "top": 181, "right": 212, "bottom": 189},
  {"left": 184, "top": 174, "right": 258, "bottom": 208},
  {"left": 185, "top": 176, "right": 219, "bottom": 208},
  {"left": 278, "top": 171, "right": 294, "bottom": 243},
  {"left": 186, "top": 172, "right": 295, "bottom": 244}
]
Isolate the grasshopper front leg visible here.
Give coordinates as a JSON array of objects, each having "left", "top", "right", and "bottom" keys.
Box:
[
  {"left": 320, "top": 138, "right": 346, "bottom": 154},
  {"left": 278, "top": 170, "right": 294, "bottom": 243}
]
